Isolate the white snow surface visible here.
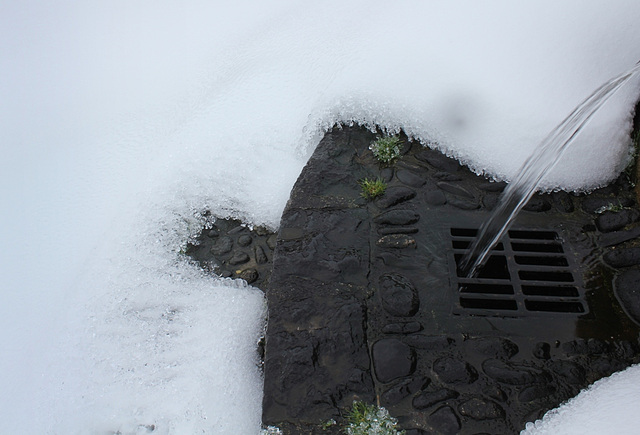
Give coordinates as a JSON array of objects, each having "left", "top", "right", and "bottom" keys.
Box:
[{"left": 2, "top": 0, "right": 640, "bottom": 433}]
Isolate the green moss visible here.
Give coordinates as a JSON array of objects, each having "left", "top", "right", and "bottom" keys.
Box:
[
  {"left": 359, "top": 177, "right": 387, "bottom": 199},
  {"left": 369, "top": 135, "right": 402, "bottom": 163},
  {"left": 344, "top": 401, "right": 404, "bottom": 435}
]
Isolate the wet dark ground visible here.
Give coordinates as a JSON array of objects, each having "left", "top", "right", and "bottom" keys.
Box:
[{"left": 189, "top": 125, "right": 640, "bottom": 434}]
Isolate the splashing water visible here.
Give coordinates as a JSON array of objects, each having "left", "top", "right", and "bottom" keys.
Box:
[{"left": 459, "top": 62, "right": 640, "bottom": 277}]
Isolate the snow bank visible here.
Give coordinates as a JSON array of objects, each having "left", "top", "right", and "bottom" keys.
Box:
[{"left": 2, "top": 0, "right": 640, "bottom": 433}]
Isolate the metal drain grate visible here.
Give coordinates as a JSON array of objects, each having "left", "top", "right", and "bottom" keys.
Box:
[{"left": 450, "top": 228, "right": 588, "bottom": 316}]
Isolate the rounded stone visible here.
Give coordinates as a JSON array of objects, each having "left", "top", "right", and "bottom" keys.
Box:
[
  {"left": 458, "top": 398, "right": 505, "bottom": 420},
  {"left": 465, "top": 337, "right": 519, "bottom": 360},
  {"left": 433, "top": 357, "right": 478, "bottom": 385},
  {"left": 237, "top": 268, "right": 258, "bottom": 284},
  {"left": 427, "top": 406, "right": 460, "bottom": 435},
  {"left": 412, "top": 388, "right": 458, "bottom": 410},
  {"left": 425, "top": 190, "right": 447, "bottom": 205},
  {"left": 376, "top": 234, "right": 417, "bottom": 249},
  {"left": 550, "top": 360, "right": 586, "bottom": 385},
  {"left": 374, "top": 209, "right": 420, "bottom": 225},
  {"left": 614, "top": 269, "right": 640, "bottom": 324},
  {"left": 396, "top": 169, "right": 426, "bottom": 187},
  {"left": 596, "top": 209, "right": 640, "bottom": 233},
  {"left": 210, "top": 236, "right": 233, "bottom": 256},
  {"left": 482, "top": 359, "right": 538, "bottom": 385},
  {"left": 603, "top": 247, "right": 640, "bottom": 268},
  {"left": 375, "top": 186, "right": 417, "bottom": 209},
  {"left": 254, "top": 245, "right": 268, "bottom": 264},
  {"left": 436, "top": 181, "right": 474, "bottom": 199},
  {"left": 372, "top": 338, "right": 416, "bottom": 383},
  {"left": 237, "top": 234, "right": 253, "bottom": 247},
  {"left": 228, "top": 252, "right": 250, "bottom": 265},
  {"left": 533, "top": 342, "right": 551, "bottom": 360},
  {"left": 379, "top": 274, "right": 419, "bottom": 317}
]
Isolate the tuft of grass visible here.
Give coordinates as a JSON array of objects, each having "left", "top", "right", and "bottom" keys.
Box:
[
  {"left": 369, "top": 135, "right": 402, "bottom": 163},
  {"left": 359, "top": 178, "right": 387, "bottom": 200},
  {"left": 344, "top": 401, "right": 404, "bottom": 435}
]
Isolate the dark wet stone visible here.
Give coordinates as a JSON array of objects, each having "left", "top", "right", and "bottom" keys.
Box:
[
  {"left": 599, "top": 227, "right": 640, "bottom": 247},
  {"left": 447, "top": 196, "right": 480, "bottom": 210},
  {"left": 412, "top": 388, "right": 459, "bottom": 410},
  {"left": 228, "top": 252, "right": 250, "bottom": 265},
  {"left": 396, "top": 169, "right": 426, "bottom": 187},
  {"left": 478, "top": 181, "right": 506, "bottom": 192},
  {"left": 427, "top": 406, "right": 460, "bottom": 435},
  {"left": 433, "top": 357, "right": 478, "bottom": 385},
  {"left": 382, "top": 321, "right": 422, "bottom": 334},
  {"left": 228, "top": 225, "right": 247, "bottom": 234},
  {"left": 378, "top": 226, "right": 419, "bottom": 235},
  {"left": 518, "top": 384, "right": 555, "bottom": 402},
  {"left": 591, "top": 357, "right": 627, "bottom": 377},
  {"left": 595, "top": 209, "right": 640, "bottom": 232},
  {"left": 238, "top": 268, "right": 258, "bottom": 283},
  {"left": 550, "top": 360, "right": 586, "bottom": 385},
  {"left": 237, "top": 234, "right": 252, "bottom": 247},
  {"left": 523, "top": 196, "right": 552, "bottom": 212},
  {"left": 437, "top": 181, "right": 474, "bottom": 198},
  {"left": 219, "top": 270, "right": 232, "bottom": 278},
  {"left": 613, "top": 340, "right": 638, "bottom": 359},
  {"left": 380, "top": 274, "right": 420, "bottom": 317},
  {"left": 482, "top": 359, "right": 539, "bottom": 385},
  {"left": 375, "top": 187, "right": 417, "bottom": 209},
  {"left": 266, "top": 234, "right": 277, "bottom": 250},
  {"left": 482, "top": 385, "right": 506, "bottom": 402},
  {"left": 416, "top": 149, "right": 460, "bottom": 173},
  {"left": 562, "top": 339, "right": 589, "bottom": 356},
  {"left": 404, "top": 430, "right": 428, "bottom": 435},
  {"left": 458, "top": 398, "right": 505, "bottom": 420},
  {"left": 403, "top": 335, "right": 455, "bottom": 350},
  {"left": 208, "top": 228, "right": 220, "bottom": 238},
  {"left": 553, "top": 191, "right": 575, "bottom": 213},
  {"left": 615, "top": 269, "right": 640, "bottom": 324},
  {"left": 255, "top": 245, "right": 268, "bottom": 264},
  {"left": 372, "top": 338, "right": 416, "bottom": 383},
  {"left": 587, "top": 338, "right": 608, "bottom": 354},
  {"left": 433, "top": 172, "right": 463, "bottom": 181},
  {"left": 425, "top": 190, "right": 447, "bottom": 205},
  {"left": 533, "top": 342, "right": 551, "bottom": 360},
  {"left": 380, "top": 167, "right": 394, "bottom": 182},
  {"left": 210, "top": 236, "right": 233, "bottom": 255},
  {"left": 465, "top": 337, "right": 519, "bottom": 360},
  {"left": 582, "top": 197, "right": 634, "bottom": 214},
  {"left": 377, "top": 234, "right": 417, "bottom": 249},
  {"left": 381, "top": 377, "right": 430, "bottom": 406},
  {"left": 374, "top": 209, "right": 420, "bottom": 225},
  {"left": 603, "top": 247, "right": 640, "bottom": 268}
]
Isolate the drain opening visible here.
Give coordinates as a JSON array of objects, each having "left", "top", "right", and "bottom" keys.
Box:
[{"left": 450, "top": 228, "right": 588, "bottom": 316}]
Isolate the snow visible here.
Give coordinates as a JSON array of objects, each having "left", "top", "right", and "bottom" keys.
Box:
[{"left": 2, "top": 0, "right": 640, "bottom": 433}]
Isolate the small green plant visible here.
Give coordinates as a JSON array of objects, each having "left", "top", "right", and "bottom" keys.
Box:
[
  {"left": 344, "top": 401, "right": 404, "bottom": 435},
  {"left": 321, "top": 419, "right": 337, "bottom": 430},
  {"left": 370, "top": 135, "right": 402, "bottom": 163},
  {"left": 359, "top": 178, "right": 387, "bottom": 199}
]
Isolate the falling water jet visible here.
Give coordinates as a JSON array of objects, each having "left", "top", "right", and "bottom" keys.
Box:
[{"left": 459, "top": 62, "right": 640, "bottom": 278}]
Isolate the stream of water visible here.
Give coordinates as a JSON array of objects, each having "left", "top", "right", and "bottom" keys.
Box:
[{"left": 459, "top": 63, "right": 640, "bottom": 277}]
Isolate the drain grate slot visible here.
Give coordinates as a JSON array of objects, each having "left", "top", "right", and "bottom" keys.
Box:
[
  {"left": 514, "top": 255, "right": 569, "bottom": 267},
  {"left": 461, "top": 297, "right": 518, "bottom": 311},
  {"left": 522, "top": 285, "right": 579, "bottom": 297},
  {"left": 450, "top": 227, "right": 587, "bottom": 316},
  {"left": 460, "top": 283, "right": 514, "bottom": 295}
]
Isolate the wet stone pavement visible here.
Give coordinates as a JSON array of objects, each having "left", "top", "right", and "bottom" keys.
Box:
[{"left": 189, "top": 125, "right": 640, "bottom": 434}]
